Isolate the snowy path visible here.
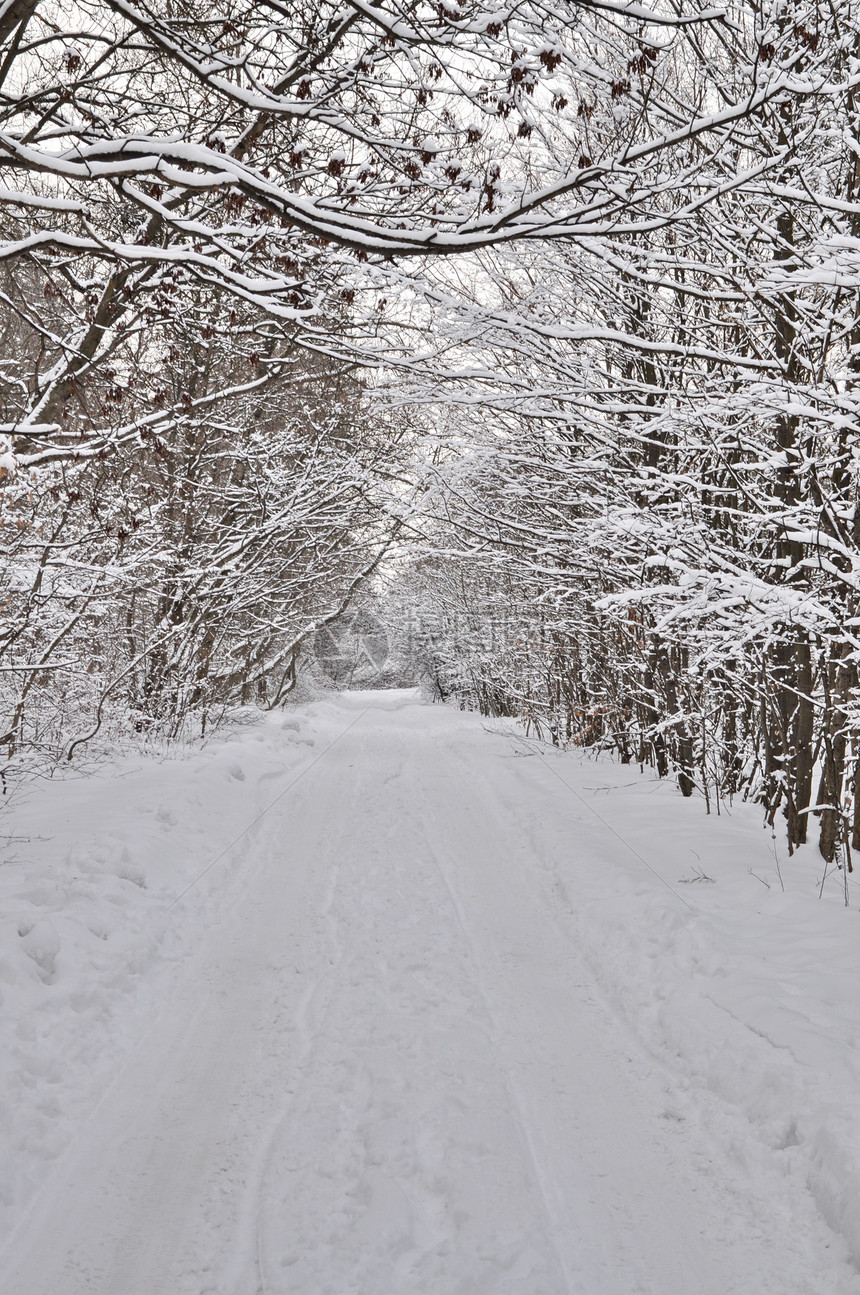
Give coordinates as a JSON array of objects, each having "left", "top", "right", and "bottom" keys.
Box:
[{"left": 3, "top": 692, "right": 859, "bottom": 1294}]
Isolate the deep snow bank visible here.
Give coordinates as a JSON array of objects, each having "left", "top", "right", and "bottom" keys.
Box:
[
  {"left": 0, "top": 697, "right": 359, "bottom": 1245},
  {"left": 500, "top": 733, "right": 860, "bottom": 1270},
  {"left": 3, "top": 692, "right": 860, "bottom": 1279}
]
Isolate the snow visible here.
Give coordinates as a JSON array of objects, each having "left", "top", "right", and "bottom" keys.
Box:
[{"left": 1, "top": 690, "right": 860, "bottom": 1293}]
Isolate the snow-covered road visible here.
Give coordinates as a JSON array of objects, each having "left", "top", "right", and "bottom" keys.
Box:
[{"left": 3, "top": 691, "right": 860, "bottom": 1294}]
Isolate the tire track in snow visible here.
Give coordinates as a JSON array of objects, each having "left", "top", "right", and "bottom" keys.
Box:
[
  {"left": 0, "top": 720, "right": 372, "bottom": 1295},
  {"left": 425, "top": 720, "right": 859, "bottom": 1295},
  {"left": 255, "top": 707, "right": 570, "bottom": 1294},
  {"left": 401, "top": 735, "right": 577, "bottom": 1295},
  {"left": 246, "top": 724, "right": 377, "bottom": 1295},
  {"left": 5, "top": 694, "right": 860, "bottom": 1295}
]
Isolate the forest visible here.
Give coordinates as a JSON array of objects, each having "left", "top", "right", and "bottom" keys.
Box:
[{"left": 1, "top": 0, "right": 858, "bottom": 864}]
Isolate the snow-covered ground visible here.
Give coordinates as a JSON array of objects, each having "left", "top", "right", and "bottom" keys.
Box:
[{"left": 2, "top": 689, "right": 860, "bottom": 1293}]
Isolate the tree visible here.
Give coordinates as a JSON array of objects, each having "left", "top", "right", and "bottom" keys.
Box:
[{"left": 380, "top": 0, "right": 860, "bottom": 862}]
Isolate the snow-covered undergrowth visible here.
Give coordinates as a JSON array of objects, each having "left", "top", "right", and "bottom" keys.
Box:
[
  {"left": 0, "top": 699, "right": 352, "bottom": 1245},
  {"left": 3, "top": 691, "right": 860, "bottom": 1278},
  {"left": 504, "top": 736, "right": 860, "bottom": 1269}
]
